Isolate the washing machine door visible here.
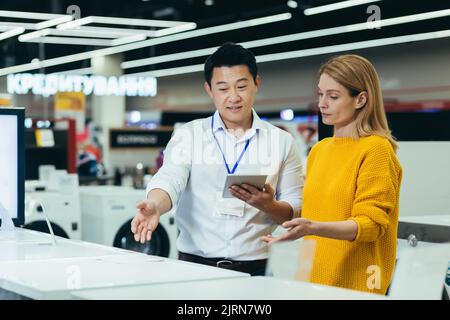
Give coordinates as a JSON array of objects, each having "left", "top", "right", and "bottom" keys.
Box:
[
  {"left": 113, "top": 219, "right": 170, "bottom": 257},
  {"left": 23, "top": 221, "right": 69, "bottom": 239}
]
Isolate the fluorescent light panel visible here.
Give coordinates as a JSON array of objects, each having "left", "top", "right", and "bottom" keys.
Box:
[
  {"left": 122, "top": 8, "right": 450, "bottom": 69},
  {"left": 57, "top": 15, "right": 192, "bottom": 30},
  {"left": 122, "top": 47, "right": 216, "bottom": 69},
  {"left": 20, "top": 28, "right": 147, "bottom": 46},
  {"left": 0, "top": 10, "right": 69, "bottom": 20},
  {"left": 57, "top": 16, "right": 94, "bottom": 30},
  {"left": 87, "top": 16, "right": 191, "bottom": 28},
  {"left": 131, "top": 29, "right": 450, "bottom": 78},
  {"left": 23, "top": 36, "right": 114, "bottom": 46},
  {"left": 153, "top": 22, "right": 197, "bottom": 37},
  {"left": 0, "top": 10, "right": 73, "bottom": 31},
  {"left": 0, "top": 27, "right": 25, "bottom": 41},
  {"left": 304, "top": 0, "right": 382, "bottom": 16},
  {"left": 257, "top": 30, "right": 450, "bottom": 62},
  {"left": 0, "top": 12, "right": 292, "bottom": 76},
  {"left": 45, "top": 28, "right": 137, "bottom": 39},
  {"left": 34, "top": 15, "right": 73, "bottom": 30},
  {"left": 18, "top": 29, "right": 50, "bottom": 41},
  {"left": 68, "top": 25, "right": 156, "bottom": 37},
  {"left": 0, "top": 22, "right": 39, "bottom": 30},
  {"left": 111, "top": 34, "right": 147, "bottom": 46}
]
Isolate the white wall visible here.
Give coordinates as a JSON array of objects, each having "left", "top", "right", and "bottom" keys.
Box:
[{"left": 397, "top": 142, "right": 450, "bottom": 218}]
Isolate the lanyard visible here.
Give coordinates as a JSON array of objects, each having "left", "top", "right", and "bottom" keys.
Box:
[{"left": 211, "top": 114, "right": 252, "bottom": 174}]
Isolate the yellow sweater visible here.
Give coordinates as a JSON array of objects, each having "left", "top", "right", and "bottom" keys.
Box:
[{"left": 301, "top": 135, "right": 402, "bottom": 294}]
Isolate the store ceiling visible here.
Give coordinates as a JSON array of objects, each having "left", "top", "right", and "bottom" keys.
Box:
[{"left": 0, "top": 0, "right": 449, "bottom": 75}]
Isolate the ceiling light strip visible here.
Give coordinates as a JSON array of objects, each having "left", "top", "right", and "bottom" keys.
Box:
[
  {"left": 88, "top": 16, "right": 191, "bottom": 28},
  {"left": 46, "top": 28, "right": 136, "bottom": 39},
  {"left": 22, "top": 36, "right": 114, "bottom": 46},
  {"left": 34, "top": 15, "right": 73, "bottom": 30},
  {"left": 153, "top": 22, "right": 198, "bottom": 37},
  {"left": 122, "top": 8, "right": 450, "bottom": 69},
  {"left": 0, "top": 10, "right": 69, "bottom": 20},
  {"left": 111, "top": 34, "right": 147, "bottom": 46},
  {"left": 304, "top": 0, "right": 382, "bottom": 16},
  {"left": 18, "top": 29, "right": 51, "bottom": 41},
  {"left": 56, "top": 16, "right": 94, "bottom": 30},
  {"left": 57, "top": 15, "right": 191, "bottom": 30},
  {"left": 0, "top": 22, "right": 39, "bottom": 30},
  {"left": 257, "top": 30, "right": 450, "bottom": 62},
  {"left": 131, "top": 29, "right": 450, "bottom": 78},
  {"left": 0, "top": 27, "right": 25, "bottom": 41},
  {"left": 0, "top": 13, "right": 292, "bottom": 76},
  {"left": 76, "top": 25, "right": 156, "bottom": 37}
]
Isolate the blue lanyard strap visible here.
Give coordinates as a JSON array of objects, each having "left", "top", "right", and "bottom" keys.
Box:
[{"left": 211, "top": 114, "right": 252, "bottom": 174}]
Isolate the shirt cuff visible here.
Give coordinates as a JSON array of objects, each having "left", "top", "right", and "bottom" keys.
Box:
[
  {"left": 146, "top": 180, "right": 178, "bottom": 209},
  {"left": 278, "top": 198, "right": 302, "bottom": 219}
]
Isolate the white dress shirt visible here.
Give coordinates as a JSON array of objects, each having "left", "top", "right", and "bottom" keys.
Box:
[{"left": 147, "top": 109, "right": 304, "bottom": 260}]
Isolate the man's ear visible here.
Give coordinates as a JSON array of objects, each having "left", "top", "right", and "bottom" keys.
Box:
[
  {"left": 254, "top": 75, "right": 261, "bottom": 91},
  {"left": 355, "top": 91, "right": 368, "bottom": 109},
  {"left": 204, "top": 81, "right": 213, "bottom": 98}
]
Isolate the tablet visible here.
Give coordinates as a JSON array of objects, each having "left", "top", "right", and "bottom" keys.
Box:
[{"left": 222, "top": 174, "right": 268, "bottom": 198}]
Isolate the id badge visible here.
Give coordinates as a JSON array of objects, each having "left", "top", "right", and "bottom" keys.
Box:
[{"left": 213, "top": 192, "right": 245, "bottom": 217}]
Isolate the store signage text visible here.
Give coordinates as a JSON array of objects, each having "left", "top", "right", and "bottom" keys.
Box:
[
  {"left": 7, "top": 73, "right": 157, "bottom": 97},
  {"left": 110, "top": 130, "right": 173, "bottom": 148}
]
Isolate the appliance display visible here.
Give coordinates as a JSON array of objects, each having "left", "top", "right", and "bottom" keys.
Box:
[
  {"left": 0, "top": 107, "right": 24, "bottom": 227},
  {"left": 24, "top": 187, "right": 82, "bottom": 240},
  {"left": 79, "top": 186, "right": 178, "bottom": 259}
]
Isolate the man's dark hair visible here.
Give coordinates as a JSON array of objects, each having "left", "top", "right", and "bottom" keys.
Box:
[{"left": 204, "top": 42, "right": 258, "bottom": 86}]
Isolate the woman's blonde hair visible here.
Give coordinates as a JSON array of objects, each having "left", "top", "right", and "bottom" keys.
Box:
[{"left": 319, "top": 54, "right": 398, "bottom": 151}]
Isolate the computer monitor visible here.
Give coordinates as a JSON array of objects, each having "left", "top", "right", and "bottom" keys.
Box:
[{"left": 0, "top": 107, "right": 24, "bottom": 226}]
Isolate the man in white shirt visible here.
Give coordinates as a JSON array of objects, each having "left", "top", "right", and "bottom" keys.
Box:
[{"left": 131, "top": 42, "right": 303, "bottom": 275}]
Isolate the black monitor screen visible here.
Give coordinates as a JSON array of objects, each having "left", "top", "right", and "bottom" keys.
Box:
[{"left": 0, "top": 107, "right": 24, "bottom": 227}]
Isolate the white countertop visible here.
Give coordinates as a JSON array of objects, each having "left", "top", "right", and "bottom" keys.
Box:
[
  {"left": 0, "top": 228, "right": 248, "bottom": 300},
  {"left": 71, "top": 276, "right": 387, "bottom": 300},
  {"left": 0, "top": 228, "right": 57, "bottom": 243},
  {"left": 0, "top": 238, "right": 128, "bottom": 262},
  {"left": 0, "top": 254, "right": 248, "bottom": 299},
  {"left": 391, "top": 239, "right": 450, "bottom": 299}
]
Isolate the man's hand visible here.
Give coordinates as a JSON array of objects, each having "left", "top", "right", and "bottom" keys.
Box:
[
  {"left": 229, "top": 183, "right": 275, "bottom": 212},
  {"left": 261, "top": 218, "right": 314, "bottom": 245},
  {"left": 131, "top": 199, "right": 161, "bottom": 244}
]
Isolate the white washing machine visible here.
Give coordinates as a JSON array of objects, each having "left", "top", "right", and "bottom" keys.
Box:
[
  {"left": 23, "top": 189, "right": 82, "bottom": 240},
  {"left": 79, "top": 186, "right": 178, "bottom": 259}
]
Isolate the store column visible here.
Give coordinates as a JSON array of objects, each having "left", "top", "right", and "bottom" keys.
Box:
[{"left": 91, "top": 54, "right": 125, "bottom": 175}]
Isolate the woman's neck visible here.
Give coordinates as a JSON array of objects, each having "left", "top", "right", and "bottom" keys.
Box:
[{"left": 334, "top": 120, "right": 356, "bottom": 138}]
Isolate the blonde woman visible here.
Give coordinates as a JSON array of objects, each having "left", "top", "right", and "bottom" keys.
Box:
[{"left": 263, "top": 55, "right": 402, "bottom": 295}]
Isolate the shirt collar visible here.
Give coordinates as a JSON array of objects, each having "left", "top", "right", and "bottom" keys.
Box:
[{"left": 212, "top": 109, "right": 265, "bottom": 133}]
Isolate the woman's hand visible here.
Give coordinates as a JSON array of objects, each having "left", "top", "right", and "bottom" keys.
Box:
[
  {"left": 261, "top": 218, "right": 315, "bottom": 245},
  {"left": 229, "top": 183, "right": 275, "bottom": 212}
]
